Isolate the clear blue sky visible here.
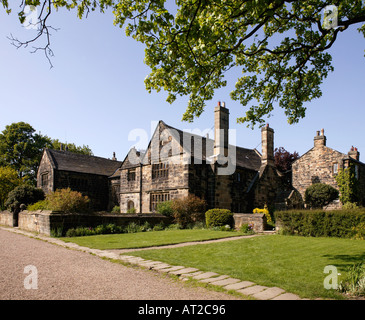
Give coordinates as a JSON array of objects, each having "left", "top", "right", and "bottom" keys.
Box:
[{"left": 0, "top": 7, "right": 364, "bottom": 162}]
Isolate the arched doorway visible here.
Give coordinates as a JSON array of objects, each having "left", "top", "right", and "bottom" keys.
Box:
[{"left": 127, "top": 200, "right": 135, "bottom": 213}]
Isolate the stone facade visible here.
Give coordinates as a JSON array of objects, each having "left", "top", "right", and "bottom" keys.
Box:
[
  {"left": 292, "top": 129, "right": 365, "bottom": 206},
  {"left": 37, "top": 149, "right": 122, "bottom": 211},
  {"left": 118, "top": 103, "right": 287, "bottom": 213}
]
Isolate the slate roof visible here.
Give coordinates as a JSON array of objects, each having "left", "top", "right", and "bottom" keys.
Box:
[
  {"left": 160, "top": 121, "right": 261, "bottom": 171},
  {"left": 45, "top": 149, "right": 123, "bottom": 176},
  {"left": 123, "top": 121, "right": 261, "bottom": 172}
]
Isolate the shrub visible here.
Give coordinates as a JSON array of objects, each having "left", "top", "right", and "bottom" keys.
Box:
[
  {"left": 156, "top": 200, "right": 173, "bottom": 217},
  {"left": 111, "top": 206, "right": 120, "bottom": 214},
  {"left": 335, "top": 165, "right": 359, "bottom": 204},
  {"left": 126, "top": 207, "right": 136, "bottom": 214},
  {"left": 170, "top": 195, "right": 206, "bottom": 228},
  {"left": 205, "top": 209, "right": 233, "bottom": 228},
  {"left": 339, "top": 263, "right": 365, "bottom": 296},
  {"left": 253, "top": 205, "right": 272, "bottom": 223},
  {"left": 5, "top": 184, "right": 45, "bottom": 213},
  {"left": 274, "top": 208, "right": 365, "bottom": 238},
  {"left": 352, "top": 222, "right": 365, "bottom": 240},
  {"left": 342, "top": 202, "right": 359, "bottom": 210},
  {"left": 45, "top": 188, "right": 90, "bottom": 213},
  {"left": 27, "top": 199, "right": 49, "bottom": 211},
  {"left": 304, "top": 183, "right": 339, "bottom": 208},
  {"left": 240, "top": 223, "right": 254, "bottom": 235},
  {"left": 125, "top": 222, "right": 140, "bottom": 233},
  {"left": 152, "top": 222, "right": 165, "bottom": 231}
]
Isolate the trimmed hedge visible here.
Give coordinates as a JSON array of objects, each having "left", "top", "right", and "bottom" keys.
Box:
[
  {"left": 205, "top": 209, "right": 233, "bottom": 228},
  {"left": 275, "top": 209, "right": 365, "bottom": 238}
]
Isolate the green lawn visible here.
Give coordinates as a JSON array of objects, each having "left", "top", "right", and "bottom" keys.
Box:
[
  {"left": 61, "top": 229, "right": 242, "bottom": 250},
  {"left": 128, "top": 235, "right": 365, "bottom": 300}
]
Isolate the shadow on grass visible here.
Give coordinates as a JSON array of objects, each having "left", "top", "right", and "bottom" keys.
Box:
[{"left": 322, "top": 252, "right": 365, "bottom": 269}]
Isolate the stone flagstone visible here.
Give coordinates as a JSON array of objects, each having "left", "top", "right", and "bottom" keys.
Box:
[
  {"left": 139, "top": 261, "right": 164, "bottom": 267},
  {"left": 237, "top": 285, "right": 268, "bottom": 296},
  {"left": 192, "top": 272, "right": 219, "bottom": 280},
  {"left": 170, "top": 267, "right": 199, "bottom": 275},
  {"left": 180, "top": 271, "right": 204, "bottom": 278},
  {"left": 199, "top": 275, "right": 230, "bottom": 283},
  {"left": 151, "top": 263, "right": 171, "bottom": 270},
  {"left": 210, "top": 278, "right": 241, "bottom": 287},
  {"left": 252, "top": 287, "right": 285, "bottom": 300},
  {"left": 224, "top": 281, "right": 255, "bottom": 291},
  {"left": 158, "top": 266, "right": 186, "bottom": 273},
  {"left": 271, "top": 293, "right": 301, "bottom": 300}
]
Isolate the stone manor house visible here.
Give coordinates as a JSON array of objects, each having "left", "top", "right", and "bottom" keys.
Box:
[{"left": 37, "top": 103, "right": 365, "bottom": 212}]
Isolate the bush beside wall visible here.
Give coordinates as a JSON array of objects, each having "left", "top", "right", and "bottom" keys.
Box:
[{"left": 275, "top": 209, "right": 365, "bottom": 238}]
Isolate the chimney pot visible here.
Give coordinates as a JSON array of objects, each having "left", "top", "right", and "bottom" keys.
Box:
[
  {"left": 214, "top": 101, "right": 229, "bottom": 158},
  {"left": 314, "top": 130, "right": 326, "bottom": 147},
  {"left": 261, "top": 125, "right": 275, "bottom": 166}
]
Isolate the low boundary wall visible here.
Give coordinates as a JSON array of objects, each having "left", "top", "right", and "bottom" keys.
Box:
[
  {"left": 1, "top": 210, "right": 267, "bottom": 236},
  {"left": 233, "top": 213, "right": 267, "bottom": 232}
]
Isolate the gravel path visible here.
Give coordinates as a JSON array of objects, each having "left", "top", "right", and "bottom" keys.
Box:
[{"left": 0, "top": 228, "right": 239, "bottom": 300}]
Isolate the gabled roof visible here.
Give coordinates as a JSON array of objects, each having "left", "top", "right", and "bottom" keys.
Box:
[
  {"left": 125, "top": 120, "right": 261, "bottom": 172},
  {"left": 45, "top": 149, "right": 123, "bottom": 176}
]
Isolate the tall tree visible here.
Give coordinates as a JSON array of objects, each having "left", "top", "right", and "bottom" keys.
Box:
[
  {"left": 0, "top": 122, "right": 51, "bottom": 181},
  {"left": 2, "top": 1, "right": 365, "bottom": 127},
  {"left": 0, "top": 166, "right": 24, "bottom": 209},
  {"left": 0, "top": 122, "right": 94, "bottom": 183},
  {"left": 50, "top": 139, "right": 93, "bottom": 156},
  {"left": 274, "top": 147, "right": 299, "bottom": 172}
]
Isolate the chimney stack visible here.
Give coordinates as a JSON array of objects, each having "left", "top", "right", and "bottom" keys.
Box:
[
  {"left": 261, "top": 124, "right": 274, "bottom": 166},
  {"left": 314, "top": 128, "right": 326, "bottom": 148},
  {"left": 348, "top": 146, "right": 360, "bottom": 161},
  {"left": 214, "top": 101, "right": 229, "bottom": 157},
  {"left": 112, "top": 152, "right": 117, "bottom": 161}
]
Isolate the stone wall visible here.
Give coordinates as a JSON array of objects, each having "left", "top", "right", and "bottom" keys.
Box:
[
  {"left": 292, "top": 145, "right": 346, "bottom": 200},
  {"left": 0, "top": 210, "right": 15, "bottom": 227},
  {"left": 16, "top": 210, "right": 172, "bottom": 236},
  {"left": 54, "top": 170, "right": 110, "bottom": 211},
  {"left": 37, "top": 152, "right": 54, "bottom": 194},
  {"left": 233, "top": 213, "right": 267, "bottom": 232},
  {"left": 3, "top": 209, "right": 268, "bottom": 235},
  {"left": 120, "top": 159, "right": 190, "bottom": 213}
]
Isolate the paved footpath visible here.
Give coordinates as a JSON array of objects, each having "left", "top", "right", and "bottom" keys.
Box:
[{"left": 0, "top": 227, "right": 303, "bottom": 300}]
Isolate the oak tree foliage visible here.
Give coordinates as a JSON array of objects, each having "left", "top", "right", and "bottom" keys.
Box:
[{"left": 2, "top": 1, "right": 365, "bottom": 127}]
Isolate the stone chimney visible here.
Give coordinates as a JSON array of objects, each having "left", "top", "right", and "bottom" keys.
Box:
[
  {"left": 314, "top": 129, "right": 326, "bottom": 148},
  {"left": 261, "top": 124, "right": 274, "bottom": 166},
  {"left": 348, "top": 146, "right": 360, "bottom": 161},
  {"left": 214, "top": 101, "right": 229, "bottom": 157},
  {"left": 112, "top": 152, "right": 117, "bottom": 161}
]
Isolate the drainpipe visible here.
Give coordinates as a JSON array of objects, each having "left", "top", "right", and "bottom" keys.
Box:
[{"left": 139, "top": 163, "right": 143, "bottom": 213}]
